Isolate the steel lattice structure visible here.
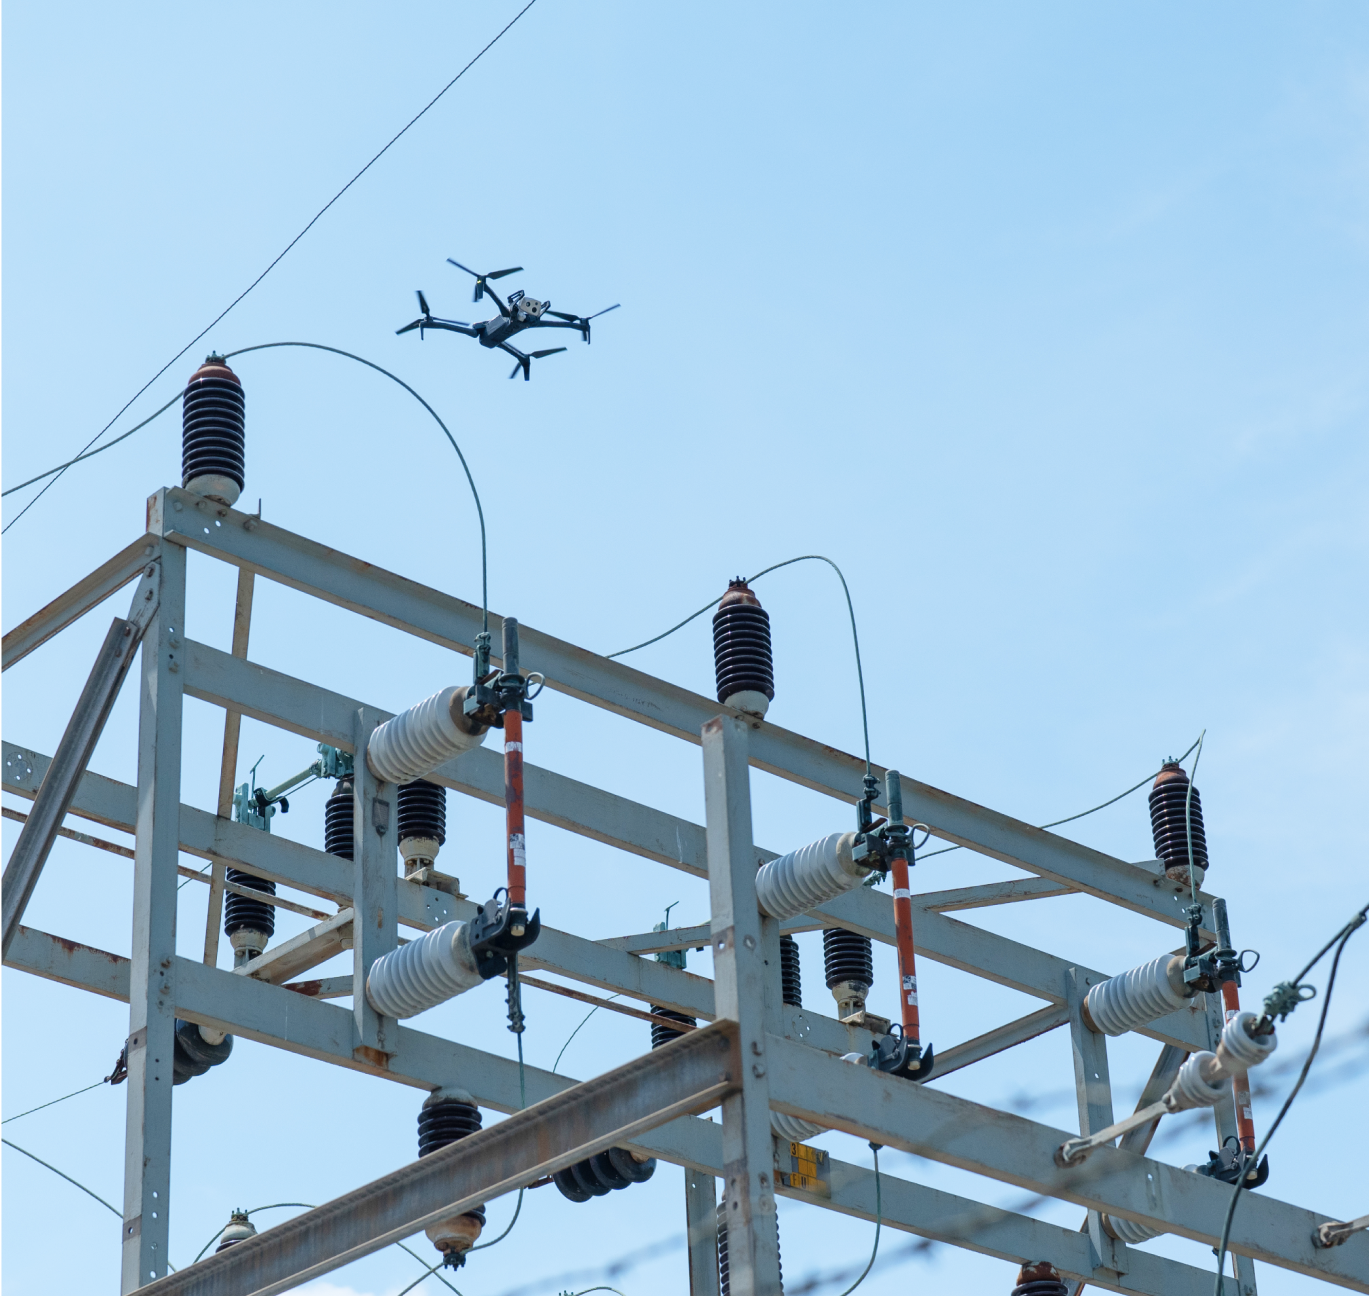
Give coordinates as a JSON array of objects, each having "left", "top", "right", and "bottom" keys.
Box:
[{"left": 3, "top": 485, "right": 1366, "bottom": 1295}]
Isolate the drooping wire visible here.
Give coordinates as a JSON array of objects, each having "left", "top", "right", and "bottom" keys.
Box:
[
  {"left": 2, "top": 1079, "right": 107, "bottom": 1124},
  {"left": 190, "top": 1203, "right": 318, "bottom": 1265},
  {"left": 553, "top": 994, "right": 622, "bottom": 1073},
  {"left": 833, "top": 1144, "right": 882, "bottom": 1296},
  {"left": 221, "top": 342, "right": 488, "bottom": 631},
  {"left": 469, "top": 1005, "right": 529, "bottom": 1253},
  {"left": 916, "top": 734, "right": 1204, "bottom": 860},
  {"left": 1, "top": 389, "right": 186, "bottom": 497},
  {"left": 397, "top": 1254, "right": 464, "bottom": 1296},
  {"left": 609, "top": 554, "right": 872, "bottom": 773},
  {"left": 2, "top": 1137, "right": 122, "bottom": 1219},
  {"left": 1, "top": 0, "right": 539, "bottom": 537},
  {"left": 1211, "top": 902, "right": 1369, "bottom": 1293}
]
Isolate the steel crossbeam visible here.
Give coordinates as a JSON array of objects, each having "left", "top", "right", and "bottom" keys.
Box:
[
  {"left": 3, "top": 502, "right": 1363, "bottom": 1294},
  {"left": 5, "top": 925, "right": 1359, "bottom": 1291}
]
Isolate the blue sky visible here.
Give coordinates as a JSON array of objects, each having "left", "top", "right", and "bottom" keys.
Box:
[{"left": 3, "top": 4, "right": 1368, "bottom": 1294}]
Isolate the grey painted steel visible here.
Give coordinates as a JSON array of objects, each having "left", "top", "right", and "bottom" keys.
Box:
[
  {"left": 2, "top": 561, "right": 159, "bottom": 958},
  {"left": 238, "top": 909, "right": 353, "bottom": 985},
  {"left": 136, "top": 1021, "right": 740, "bottom": 1296},
  {"left": 0, "top": 926, "right": 1294, "bottom": 1296},
  {"left": 2, "top": 730, "right": 1211, "bottom": 1059},
  {"left": 702, "top": 715, "right": 782, "bottom": 1296},
  {"left": 1, "top": 535, "right": 154, "bottom": 671},
  {"left": 149, "top": 486, "right": 1215, "bottom": 934},
  {"left": 765, "top": 1031, "right": 1369, "bottom": 1289},
  {"left": 929, "top": 1003, "right": 1072, "bottom": 1080},
  {"left": 168, "top": 640, "right": 1215, "bottom": 1053},
  {"left": 686, "top": 1169, "right": 722, "bottom": 1296},
  {"left": 1067, "top": 966, "right": 1123, "bottom": 1275},
  {"left": 213, "top": 567, "right": 254, "bottom": 821},
  {"left": 352, "top": 707, "right": 397, "bottom": 1055},
  {"left": 121, "top": 546, "right": 182, "bottom": 1291}
]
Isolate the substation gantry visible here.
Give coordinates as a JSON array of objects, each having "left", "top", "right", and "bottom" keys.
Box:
[{"left": 3, "top": 480, "right": 1368, "bottom": 1296}]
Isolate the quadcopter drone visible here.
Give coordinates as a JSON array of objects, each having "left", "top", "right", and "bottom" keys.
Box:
[{"left": 397, "top": 258, "right": 620, "bottom": 380}]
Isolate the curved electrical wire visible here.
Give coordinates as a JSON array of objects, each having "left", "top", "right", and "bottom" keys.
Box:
[
  {"left": 916, "top": 734, "right": 1204, "bottom": 861},
  {"left": 1, "top": 390, "right": 186, "bottom": 497},
  {"left": 1, "top": 0, "right": 539, "bottom": 536},
  {"left": 1211, "top": 902, "right": 1368, "bottom": 1293},
  {"left": 2, "top": 1137, "right": 122, "bottom": 1219},
  {"left": 609, "top": 554, "right": 873, "bottom": 773},
  {"left": 553, "top": 995, "right": 621, "bottom": 1073},
  {"left": 834, "top": 1144, "right": 882, "bottom": 1296},
  {"left": 397, "top": 1256, "right": 461, "bottom": 1296},
  {"left": 222, "top": 342, "right": 488, "bottom": 630}
]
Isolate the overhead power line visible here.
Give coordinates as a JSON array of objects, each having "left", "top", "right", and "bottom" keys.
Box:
[{"left": 2, "top": 0, "right": 539, "bottom": 535}]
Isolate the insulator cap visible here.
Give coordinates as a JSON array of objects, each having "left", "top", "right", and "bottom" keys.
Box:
[
  {"left": 223, "top": 868, "right": 275, "bottom": 937},
  {"left": 324, "top": 777, "right": 355, "bottom": 860},
  {"left": 397, "top": 779, "right": 446, "bottom": 845},
  {"left": 823, "top": 928, "right": 872, "bottom": 991},
  {"left": 1148, "top": 762, "right": 1208, "bottom": 876},
  {"left": 712, "top": 579, "right": 774, "bottom": 712},
  {"left": 1013, "top": 1261, "right": 1067, "bottom": 1296},
  {"left": 182, "top": 355, "right": 245, "bottom": 506},
  {"left": 780, "top": 934, "right": 802, "bottom": 1007},
  {"left": 215, "top": 1211, "right": 257, "bottom": 1252},
  {"left": 650, "top": 1006, "right": 696, "bottom": 1050}
]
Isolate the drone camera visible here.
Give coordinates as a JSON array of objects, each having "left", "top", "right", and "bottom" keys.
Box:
[{"left": 517, "top": 296, "right": 548, "bottom": 319}]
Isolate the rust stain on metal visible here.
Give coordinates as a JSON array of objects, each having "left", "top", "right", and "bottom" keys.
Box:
[{"left": 284, "top": 979, "right": 323, "bottom": 997}]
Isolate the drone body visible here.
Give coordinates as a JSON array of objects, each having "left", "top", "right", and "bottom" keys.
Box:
[{"left": 397, "top": 259, "right": 619, "bottom": 380}]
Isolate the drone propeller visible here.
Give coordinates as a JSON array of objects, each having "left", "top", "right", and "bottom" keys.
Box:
[
  {"left": 508, "top": 347, "right": 568, "bottom": 381},
  {"left": 545, "top": 303, "right": 620, "bottom": 343},
  {"left": 448, "top": 257, "right": 524, "bottom": 302},
  {"left": 417, "top": 290, "right": 431, "bottom": 317}
]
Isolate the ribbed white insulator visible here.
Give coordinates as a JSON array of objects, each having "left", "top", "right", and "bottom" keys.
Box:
[
  {"left": 755, "top": 833, "right": 864, "bottom": 920},
  {"left": 1105, "top": 1214, "right": 1163, "bottom": 1244},
  {"left": 366, "top": 687, "right": 487, "bottom": 785},
  {"left": 1166, "top": 1052, "right": 1229, "bottom": 1110},
  {"left": 1084, "top": 956, "right": 1189, "bottom": 1036},
  {"left": 771, "top": 1112, "right": 824, "bottom": 1141},
  {"left": 365, "top": 921, "right": 482, "bottom": 1018},
  {"left": 1215, "top": 1011, "right": 1277, "bottom": 1073}
]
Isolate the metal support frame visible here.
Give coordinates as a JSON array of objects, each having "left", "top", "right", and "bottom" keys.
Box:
[
  {"left": 120, "top": 543, "right": 183, "bottom": 1291},
  {"left": 703, "top": 715, "right": 783, "bottom": 1296},
  {"left": 2, "top": 495, "right": 1365, "bottom": 1294}
]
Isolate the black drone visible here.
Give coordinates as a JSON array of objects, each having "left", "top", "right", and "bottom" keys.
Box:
[{"left": 397, "top": 258, "right": 620, "bottom": 380}]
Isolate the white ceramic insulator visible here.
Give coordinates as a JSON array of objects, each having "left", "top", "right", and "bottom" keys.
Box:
[
  {"left": 367, "top": 687, "right": 487, "bottom": 785},
  {"left": 1084, "top": 956, "right": 1189, "bottom": 1036},
  {"left": 755, "top": 833, "right": 865, "bottom": 920},
  {"left": 1106, "top": 1214, "right": 1163, "bottom": 1244},
  {"left": 1166, "top": 1052, "right": 1229, "bottom": 1110},
  {"left": 771, "top": 1112, "right": 824, "bottom": 1141},
  {"left": 1215, "top": 1011, "right": 1277, "bottom": 1073},
  {"left": 365, "top": 921, "right": 482, "bottom": 1019}
]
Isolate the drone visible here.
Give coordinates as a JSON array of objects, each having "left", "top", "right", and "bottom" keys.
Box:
[{"left": 397, "top": 258, "right": 620, "bottom": 380}]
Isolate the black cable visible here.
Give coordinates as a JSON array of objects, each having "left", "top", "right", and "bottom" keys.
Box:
[
  {"left": 1, "top": 0, "right": 538, "bottom": 536},
  {"left": 609, "top": 554, "right": 873, "bottom": 772},
  {"left": 2, "top": 1079, "right": 107, "bottom": 1124},
  {"left": 833, "top": 1144, "right": 882, "bottom": 1296},
  {"left": 917, "top": 734, "right": 1203, "bottom": 859},
  {"left": 221, "top": 342, "right": 488, "bottom": 628},
  {"left": 1211, "top": 902, "right": 1369, "bottom": 1293},
  {"left": 2, "top": 1137, "right": 122, "bottom": 1220}
]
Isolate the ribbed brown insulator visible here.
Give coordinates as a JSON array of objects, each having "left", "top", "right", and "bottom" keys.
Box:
[
  {"left": 1148, "top": 762, "right": 1208, "bottom": 874},
  {"left": 1012, "top": 1260, "right": 1068, "bottom": 1295},
  {"left": 712, "top": 579, "right": 774, "bottom": 708},
  {"left": 182, "top": 355, "right": 245, "bottom": 503}
]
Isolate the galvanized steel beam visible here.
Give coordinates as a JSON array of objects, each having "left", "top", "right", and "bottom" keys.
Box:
[
  {"left": 148, "top": 486, "right": 1213, "bottom": 934},
  {"left": 135, "top": 1020, "right": 740, "bottom": 1296}
]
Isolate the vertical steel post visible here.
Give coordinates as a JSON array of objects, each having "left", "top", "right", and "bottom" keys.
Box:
[
  {"left": 1066, "top": 966, "right": 1124, "bottom": 1278},
  {"left": 352, "top": 707, "right": 397, "bottom": 1061},
  {"left": 120, "top": 545, "right": 184, "bottom": 1292},
  {"left": 701, "top": 715, "right": 782, "bottom": 1296},
  {"left": 685, "top": 1169, "right": 722, "bottom": 1296}
]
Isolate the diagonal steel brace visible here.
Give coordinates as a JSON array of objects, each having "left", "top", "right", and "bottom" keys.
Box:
[{"left": 1, "top": 559, "right": 161, "bottom": 957}]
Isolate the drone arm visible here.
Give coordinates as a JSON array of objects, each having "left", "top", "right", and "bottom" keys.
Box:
[{"left": 530, "top": 318, "right": 587, "bottom": 336}]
